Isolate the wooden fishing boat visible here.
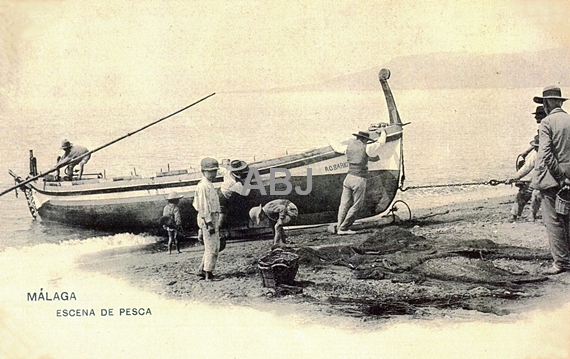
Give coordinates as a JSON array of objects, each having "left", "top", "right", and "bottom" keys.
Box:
[{"left": 8, "top": 69, "right": 405, "bottom": 236}]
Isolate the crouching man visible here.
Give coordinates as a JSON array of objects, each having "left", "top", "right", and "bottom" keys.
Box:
[{"left": 249, "top": 199, "right": 298, "bottom": 246}]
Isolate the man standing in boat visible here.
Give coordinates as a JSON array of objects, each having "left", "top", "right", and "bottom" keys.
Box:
[
  {"left": 336, "top": 129, "right": 386, "bottom": 235},
  {"left": 55, "top": 139, "right": 91, "bottom": 181},
  {"left": 193, "top": 157, "right": 222, "bottom": 281},
  {"left": 533, "top": 86, "right": 570, "bottom": 275}
]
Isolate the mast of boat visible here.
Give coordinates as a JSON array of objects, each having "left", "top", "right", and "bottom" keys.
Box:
[{"left": 0, "top": 92, "right": 216, "bottom": 198}]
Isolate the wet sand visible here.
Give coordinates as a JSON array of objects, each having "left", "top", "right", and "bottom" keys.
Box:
[{"left": 77, "top": 194, "right": 570, "bottom": 326}]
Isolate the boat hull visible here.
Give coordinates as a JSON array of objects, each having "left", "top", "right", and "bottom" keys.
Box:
[
  {"left": 28, "top": 137, "right": 401, "bottom": 235},
  {"left": 13, "top": 68, "right": 406, "bottom": 236},
  {"left": 34, "top": 169, "right": 399, "bottom": 233}
]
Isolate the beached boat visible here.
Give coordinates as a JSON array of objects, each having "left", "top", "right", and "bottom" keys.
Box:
[{"left": 8, "top": 69, "right": 405, "bottom": 236}]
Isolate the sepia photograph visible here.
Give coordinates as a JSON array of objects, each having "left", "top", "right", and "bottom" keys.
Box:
[{"left": 1, "top": 1, "right": 570, "bottom": 358}]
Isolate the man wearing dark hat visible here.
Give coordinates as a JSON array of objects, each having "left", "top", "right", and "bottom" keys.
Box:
[
  {"left": 533, "top": 105, "right": 547, "bottom": 124},
  {"left": 55, "top": 139, "right": 90, "bottom": 181},
  {"left": 517, "top": 105, "right": 547, "bottom": 159},
  {"left": 533, "top": 85, "right": 570, "bottom": 274},
  {"left": 517, "top": 106, "right": 547, "bottom": 166},
  {"left": 218, "top": 159, "right": 251, "bottom": 237},
  {"left": 508, "top": 106, "right": 547, "bottom": 222},
  {"left": 336, "top": 129, "right": 386, "bottom": 235}
]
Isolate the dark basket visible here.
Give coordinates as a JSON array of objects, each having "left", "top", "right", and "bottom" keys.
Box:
[
  {"left": 556, "top": 188, "right": 570, "bottom": 215},
  {"left": 258, "top": 249, "right": 299, "bottom": 288}
]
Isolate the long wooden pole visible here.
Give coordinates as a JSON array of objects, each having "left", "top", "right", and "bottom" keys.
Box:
[{"left": 0, "top": 92, "right": 216, "bottom": 198}]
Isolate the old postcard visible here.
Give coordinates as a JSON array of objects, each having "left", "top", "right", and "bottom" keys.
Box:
[{"left": 1, "top": 1, "right": 570, "bottom": 358}]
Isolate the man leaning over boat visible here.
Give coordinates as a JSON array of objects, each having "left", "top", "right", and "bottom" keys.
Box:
[
  {"left": 218, "top": 159, "right": 251, "bottom": 238},
  {"left": 334, "top": 128, "right": 387, "bottom": 235}
]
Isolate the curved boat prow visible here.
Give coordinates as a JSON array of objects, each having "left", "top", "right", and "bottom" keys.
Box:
[
  {"left": 379, "top": 68, "right": 403, "bottom": 126},
  {"left": 7, "top": 69, "right": 407, "bottom": 235}
]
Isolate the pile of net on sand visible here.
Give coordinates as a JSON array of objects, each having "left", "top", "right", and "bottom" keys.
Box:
[{"left": 293, "top": 226, "right": 551, "bottom": 286}]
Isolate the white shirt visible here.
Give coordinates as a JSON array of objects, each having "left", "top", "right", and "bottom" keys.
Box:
[
  {"left": 192, "top": 177, "right": 220, "bottom": 224},
  {"left": 329, "top": 130, "right": 387, "bottom": 156},
  {"left": 514, "top": 150, "right": 537, "bottom": 180}
]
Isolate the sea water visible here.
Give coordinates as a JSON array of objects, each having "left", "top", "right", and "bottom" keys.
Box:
[
  {"left": 0, "top": 88, "right": 537, "bottom": 248},
  {"left": 1, "top": 88, "right": 568, "bottom": 358}
]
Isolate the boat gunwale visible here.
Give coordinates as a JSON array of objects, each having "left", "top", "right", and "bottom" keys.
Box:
[
  {"left": 30, "top": 145, "right": 341, "bottom": 196},
  {"left": 30, "top": 125, "right": 402, "bottom": 197}
]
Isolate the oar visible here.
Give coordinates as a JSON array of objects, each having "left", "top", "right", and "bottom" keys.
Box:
[{"left": 0, "top": 92, "right": 216, "bottom": 198}]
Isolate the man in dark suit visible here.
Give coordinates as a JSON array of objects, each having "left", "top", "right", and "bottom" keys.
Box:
[{"left": 533, "top": 86, "right": 570, "bottom": 274}]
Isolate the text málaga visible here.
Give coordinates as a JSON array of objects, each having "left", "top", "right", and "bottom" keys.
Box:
[{"left": 27, "top": 288, "right": 76, "bottom": 301}]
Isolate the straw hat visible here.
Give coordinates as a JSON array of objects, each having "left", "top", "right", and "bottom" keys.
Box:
[
  {"left": 352, "top": 131, "right": 376, "bottom": 143},
  {"left": 229, "top": 159, "right": 249, "bottom": 173},
  {"left": 167, "top": 191, "right": 184, "bottom": 201},
  {"left": 533, "top": 86, "right": 568, "bottom": 104}
]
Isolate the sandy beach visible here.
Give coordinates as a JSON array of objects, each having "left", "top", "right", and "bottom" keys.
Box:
[{"left": 77, "top": 193, "right": 570, "bottom": 327}]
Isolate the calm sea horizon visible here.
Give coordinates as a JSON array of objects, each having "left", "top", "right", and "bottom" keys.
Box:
[{"left": 0, "top": 87, "right": 544, "bottom": 249}]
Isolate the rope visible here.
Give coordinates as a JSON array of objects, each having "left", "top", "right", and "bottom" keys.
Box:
[
  {"left": 399, "top": 179, "right": 506, "bottom": 192},
  {"left": 399, "top": 133, "right": 406, "bottom": 191}
]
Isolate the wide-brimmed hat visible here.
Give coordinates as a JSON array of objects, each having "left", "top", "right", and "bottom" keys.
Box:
[
  {"left": 532, "top": 106, "right": 546, "bottom": 116},
  {"left": 352, "top": 131, "right": 376, "bottom": 143},
  {"left": 533, "top": 86, "right": 568, "bottom": 104},
  {"left": 249, "top": 204, "right": 263, "bottom": 225},
  {"left": 229, "top": 159, "right": 249, "bottom": 173},
  {"left": 530, "top": 135, "right": 539, "bottom": 148},
  {"left": 60, "top": 139, "right": 72, "bottom": 149},
  {"left": 167, "top": 191, "right": 184, "bottom": 201},
  {"left": 200, "top": 157, "right": 219, "bottom": 171}
]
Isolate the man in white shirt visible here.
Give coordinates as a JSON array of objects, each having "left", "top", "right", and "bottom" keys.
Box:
[
  {"left": 507, "top": 136, "right": 541, "bottom": 221},
  {"left": 193, "top": 157, "right": 221, "bottom": 281}
]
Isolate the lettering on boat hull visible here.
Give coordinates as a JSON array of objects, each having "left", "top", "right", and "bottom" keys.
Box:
[
  {"left": 324, "top": 162, "right": 349, "bottom": 172},
  {"left": 35, "top": 170, "right": 399, "bottom": 234}
]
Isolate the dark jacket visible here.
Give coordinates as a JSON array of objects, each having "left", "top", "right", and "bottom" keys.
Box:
[{"left": 534, "top": 108, "right": 570, "bottom": 190}]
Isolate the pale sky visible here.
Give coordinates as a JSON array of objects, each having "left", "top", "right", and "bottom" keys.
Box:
[{"left": 1, "top": 0, "right": 569, "bottom": 112}]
